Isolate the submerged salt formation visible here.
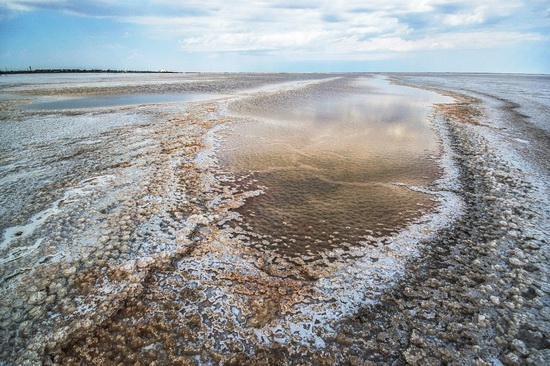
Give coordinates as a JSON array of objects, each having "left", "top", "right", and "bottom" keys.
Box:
[
  {"left": 0, "top": 73, "right": 548, "bottom": 365},
  {"left": 219, "top": 76, "right": 451, "bottom": 260}
]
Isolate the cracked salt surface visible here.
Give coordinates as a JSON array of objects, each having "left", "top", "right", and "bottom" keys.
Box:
[
  {"left": 0, "top": 175, "right": 115, "bottom": 250},
  {"left": 7, "top": 72, "right": 544, "bottom": 364}
]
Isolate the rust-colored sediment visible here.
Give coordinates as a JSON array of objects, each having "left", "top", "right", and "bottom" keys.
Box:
[{"left": 435, "top": 93, "right": 483, "bottom": 125}]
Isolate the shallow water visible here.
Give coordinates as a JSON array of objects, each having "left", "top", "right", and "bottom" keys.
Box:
[
  {"left": 220, "top": 76, "right": 452, "bottom": 258},
  {"left": 19, "top": 93, "right": 219, "bottom": 110}
]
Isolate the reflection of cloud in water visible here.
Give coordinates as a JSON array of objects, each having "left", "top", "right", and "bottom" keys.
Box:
[
  {"left": 386, "top": 125, "right": 405, "bottom": 138},
  {"left": 221, "top": 76, "right": 452, "bottom": 258}
]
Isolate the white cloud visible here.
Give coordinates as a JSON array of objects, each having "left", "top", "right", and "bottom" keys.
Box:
[
  {"left": 179, "top": 30, "right": 327, "bottom": 53},
  {"left": 1, "top": 0, "right": 67, "bottom": 12},
  {"left": 315, "top": 31, "right": 544, "bottom": 57},
  {"left": 442, "top": 7, "right": 486, "bottom": 26},
  {"left": 2, "top": 0, "right": 546, "bottom": 60}
]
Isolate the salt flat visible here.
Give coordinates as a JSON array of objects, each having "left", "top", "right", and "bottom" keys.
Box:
[{"left": 0, "top": 73, "right": 548, "bottom": 365}]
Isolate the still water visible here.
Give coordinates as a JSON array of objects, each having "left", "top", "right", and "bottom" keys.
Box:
[
  {"left": 20, "top": 93, "right": 218, "bottom": 110},
  {"left": 220, "top": 76, "right": 452, "bottom": 258}
]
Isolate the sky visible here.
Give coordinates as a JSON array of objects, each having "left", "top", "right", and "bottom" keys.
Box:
[{"left": 0, "top": 0, "right": 549, "bottom": 73}]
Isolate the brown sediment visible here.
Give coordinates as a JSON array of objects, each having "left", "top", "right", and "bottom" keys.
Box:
[
  {"left": 227, "top": 175, "right": 437, "bottom": 259},
  {"left": 48, "top": 229, "right": 324, "bottom": 365},
  {"left": 434, "top": 93, "right": 484, "bottom": 125},
  {"left": 0, "top": 90, "right": 245, "bottom": 363},
  {"left": 3, "top": 73, "right": 547, "bottom": 365},
  {"left": 390, "top": 76, "right": 483, "bottom": 126}
]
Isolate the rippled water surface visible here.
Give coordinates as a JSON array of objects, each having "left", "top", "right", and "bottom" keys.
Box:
[{"left": 220, "top": 76, "right": 452, "bottom": 258}]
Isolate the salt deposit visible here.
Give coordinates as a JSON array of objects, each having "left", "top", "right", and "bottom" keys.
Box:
[{"left": 0, "top": 72, "right": 547, "bottom": 365}]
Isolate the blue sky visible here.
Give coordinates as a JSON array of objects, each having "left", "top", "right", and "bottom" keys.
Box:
[{"left": 1, "top": 0, "right": 549, "bottom": 73}]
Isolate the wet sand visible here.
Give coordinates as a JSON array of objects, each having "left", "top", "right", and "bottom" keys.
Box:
[{"left": 0, "top": 73, "right": 548, "bottom": 365}]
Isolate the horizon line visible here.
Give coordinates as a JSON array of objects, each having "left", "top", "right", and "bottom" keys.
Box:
[{"left": 2, "top": 68, "right": 549, "bottom": 76}]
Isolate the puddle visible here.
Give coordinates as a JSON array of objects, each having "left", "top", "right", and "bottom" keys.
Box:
[
  {"left": 220, "top": 76, "right": 452, "bottom": 258},
  {"left": 19, "top": 93, "right": 220, "bottom": 110}
]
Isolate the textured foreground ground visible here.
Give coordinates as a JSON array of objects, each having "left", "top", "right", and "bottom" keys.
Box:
[{"left": 0, "top": 73, "right": 548, "bottom": 365}]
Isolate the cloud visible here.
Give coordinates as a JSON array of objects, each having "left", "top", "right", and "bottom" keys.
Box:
[
  {"left": 442, "top": 7, "right": 486, "bottom": 26},
  {"left": 1, "top": 0, "right": 547, "bottom": 60},
  {"left": 0, "top": 0, "right": 211, "bottom": 17},
  {"left": 1, "top": 0, "right": 65, "bottom": 12}
]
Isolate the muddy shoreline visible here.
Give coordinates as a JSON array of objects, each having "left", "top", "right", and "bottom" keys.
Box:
[{"left": 0, "top": 73, "right": 548, "bottom": 365}]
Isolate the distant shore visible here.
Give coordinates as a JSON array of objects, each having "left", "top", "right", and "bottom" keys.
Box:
[{"left": 0, "top": 68, "right": 179, "bottom": 75}]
